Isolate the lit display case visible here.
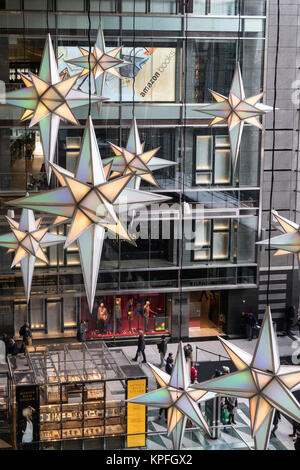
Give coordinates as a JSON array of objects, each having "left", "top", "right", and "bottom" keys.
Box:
[{"left": 7, "top": 342, "right": 147, "bottom": 450}]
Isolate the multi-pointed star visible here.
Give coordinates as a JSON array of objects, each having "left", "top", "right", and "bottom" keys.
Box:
[
  {"left": 7, "top": 117, "right": 171, "bottom": 312},
  {"left": 104, "top": 118, "right": 177, "bottom": 189},
  {"left": 0, "top": 208, "right": 66, "bottom": 302},
  {"left": 66, "top": 22, "right": 128, "bottom": 99},
  {"left": 257, "top": 210, "right": 300, "bottom": 263},
  {"left": 4, "top": 34, "right": 105, "bottom": 183},
  {"left": 127, "top": 342, "right": 214, "bottom": 449},
  {"left": 193, "top": 307, "right": 300, "bottom": 450},
  {"left": 194, "top": 62, "right": 274, "bottom": 171}
]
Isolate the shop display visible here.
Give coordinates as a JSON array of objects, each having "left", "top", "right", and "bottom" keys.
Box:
[
  {"left": 104, "top": 117, "right": 177, "bottom": 189},
  {"left": 0, "top": 208, "right": 66, "bottom": 302},
  {"left": 127, "top": 342, "right": 215, "bottom": 450},
  {"left": 4, "top": 34, "right": 104, "bottom": 183},
  {"left": 194, "top": 62, "right": 274, "bottom": 171},
  {"left": 193, "top": 307, "right": 300, "bottom": 450},
  {"left": 257, "top": 209, "right": 300, "bottom": 263},
  {"left": 7, "top": 342, "right": 146, "bottom": 449},
  {"left": 83, "top": 294, "right": 169, "bottom": 339}
]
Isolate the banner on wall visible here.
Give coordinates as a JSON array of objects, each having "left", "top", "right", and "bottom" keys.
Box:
[
  {"left": 16, "top": 385, "right": 39, "bottom": 449},
  {"left": 126, "top": 378, "right": 147, "bottom": 448},
  {"left": 57, "top": 46, "right": 176, "bottom": 102}
]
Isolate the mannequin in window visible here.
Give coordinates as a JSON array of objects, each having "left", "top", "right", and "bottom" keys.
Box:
[
  {"left": 143, "top": 299, "right": 157, "bottom": 333},
  {"left": 114, "top": 297, "right": 122, "bottom": 335},
  {"left": 135, "top": 299, "right": 143, "bottom": 330},
  {"left": 97, "top": 302, "right": 108, "bottom": 335},
  {"left": 127, "top": 297, "right": 134, "bottom": 333}
]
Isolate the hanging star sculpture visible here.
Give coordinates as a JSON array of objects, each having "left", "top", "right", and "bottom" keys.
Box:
[
  {"left": 194, "top": 62, "right": 274, "bottom": 171},
  {"left": 127, "top": 342, "right": 214, "bottom": 449},
  {"left": 257, "top": 210, "right": 300, "bottom": 264},
  {"left": 193, "top": 307, "right": 300, "bottom": 450},
  {"left": 0, "top": 208, "right": 66, "bottom": 302},
  {"left": 7, "top": 117, "right": 171, "bottom": 312},
  {"left": 4, "top": 34, "right": 106, "bottom": 183},
  {"left": 65, "top": 22, "right": 128, "bottom": 99},
  {"left": 103, "top": 118, "right": 177, "bottom": 189}
]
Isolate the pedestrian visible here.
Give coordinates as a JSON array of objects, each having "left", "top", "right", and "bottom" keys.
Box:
[
  {"left": 271, "top": 410, "right": 281, "bottom": 438},
  {"left": 245, "top": 312, "right": 256, "bottom": 341},
  {"left": 7, "top": 336, "right": 18, "bottom": 355},
  {"left": 132, "top": 330, "right": 147, "bottom": 363},
  {"left": 165, "top": 357, "right": 174, "bottom": 375},
  {"left": 191, "top": 362, "right": 197, "bottom": 384},
  {"left": 165, "top": 353, "right": 173, "bottom": 374},
  {"left": 19, "top": 322, "right": 31, "bottom": 351},
  {"left": 77, "top": 320, "right": 87, "bottom": 342},
  {"left": 221, "top": 402, "right": 230, "bottom": 430},
  {"left": 294, "top": 430, "right": 300, "bottom": 450},
  {"left": 226, "top": 396, "right": 237, "bottom": 425},
  {"left": 157, "top": 335, "right": 167, "bottom": 367},
  {"left": 184, "top": 344, "right": 193, "bottom": 360}
]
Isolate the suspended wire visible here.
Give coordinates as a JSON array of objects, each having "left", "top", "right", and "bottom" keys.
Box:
[
  {"left": 46, "top": 0, "right": 50, "bottom": 35},
  {"left": 237, "top": 0, "right": 242, "bottom": 62},
  {"left": 266, "top": 0, "right": 280, "bottom": 305},
  {"left": 177, "top": 2, "right": 188, "bottom": 342},
  {"left": 132, "top": 0, "right": 136, "bottom": 118},
  {"left": 87, "top": 0, "right": 92, "bottom": 117}
]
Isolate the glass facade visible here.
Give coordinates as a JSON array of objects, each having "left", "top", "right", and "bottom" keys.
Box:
[{"left": 0, "top": 0, "right": 265, "bottom": 341}]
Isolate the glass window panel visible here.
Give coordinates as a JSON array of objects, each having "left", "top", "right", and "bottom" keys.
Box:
[
  {"left": 14, "top": 303, "right": 27, "bottom": 337},
  {"left": 122, "top": 0, "right": 146, "bottom": 12},
  {"left": 47, "top": 302, "right": 61, "bottom": 335},
  {"left": 195, "top": 220, "right": 210, "bottom": 247},
  {"left": 210, "top": 0, "right": 236, "bottom": 15},
  {"left": 150, "top": 0, "right": 177, "bottom": 14},
  {"left": 64, "top": 297, "right": 77, "bottom": 328},
  {"left": 196, "top": 136, "right": 212, "bottom": 170},
  {"left": 192, "top": 0, "right": 206, "bottom": 14},
  {"left": 196, "top": 173, "right": 212, "bottom": 184},
  {"left": 214, "top": 219, "right": 229, "bottom": 230},
  {"left": 194, "top": 248, "right": 210, "bottom": 260},
  {"left": 214, "top": 148, "right": 231, "bottom": 183},
  {"left": 56, "top": 0, "right": 84, "bottom": 11},
  {"left": 31, "top": 298, "right": 45, "bottom": 329},
  {"left": 91, "top": 0, "right": 116, "bottom": 11},
  {"left": 215, "top": 136, "right": 230, "bottom": 147},
  {"left": 212, "top": 232, "right": 229, "bottom": 259}
]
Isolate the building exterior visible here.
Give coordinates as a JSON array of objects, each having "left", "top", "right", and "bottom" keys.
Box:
[{"left": 0, "top": 0, "right": 287, "bottom": 343}]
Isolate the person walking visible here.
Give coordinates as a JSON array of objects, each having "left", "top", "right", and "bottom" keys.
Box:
[
  {"left": 226, "top": 396, "right": 237, "bottom": 425},
  {"left": 77, "top": 320, "right": 87, "bottom": 342},
  {"left": 271, "top": 410, "right": 281, "bottom": 438},
  {"left": 245, "top": 312, "right": 256, "bottom": 341},
  {"left": 132, "top": 330, "right": 147, "bottom": 363},
  {"left": 165, "top": 353, "right": 173, "bottom": 373},
  {"left": 19, "top": 322, "right": 32, "bottom": 351},
  {"left": 157, "top": 335, "right": 167, "bottom": 367},
  {"left": 166, "top": 357, "right": 174, "bottom": 375},
  {"left": 191, "top": 362, "right": 197, "bottom": 384}
]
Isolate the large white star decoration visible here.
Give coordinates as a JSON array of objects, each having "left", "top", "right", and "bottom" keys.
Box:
[
  {"left": 66, "top": 22, "right": 128, "bottom": 99},
  {"left": 0, "top": 208, "right": 66, "bottom": 302},
  {"left": 257, "top": 210, "right": 300, "bottom": 263},
  {"left": 7, "top": 117, "right": 171, "bottom": 312},
  {"left": 193, "top": 307, "right": 300, "bottom": 450},
  {"left": 194, "top": 62, "right": 274, "bottom": 171},
  {"left": 127, "top": 342, "right": 214, "bottom": 449},
  {"left": 3, "top": 34, "right": 106, "bottom": 183},
  {"left": 104, "top": 118, "right": 177, "bottom": 189}
]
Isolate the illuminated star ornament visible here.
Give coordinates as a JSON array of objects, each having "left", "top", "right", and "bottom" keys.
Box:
[
  {"left": 66, "top": 22, "right": 128, "bottom": 98},
  {"left": 0, "top": 208, "right": 66, "bottom": 302},
  {"left": 104, "top": 118, "right": 177, "bottom": 189},
  {"left": 7, "top": 117, "right": 171, "bottom": 312},
  {"left": 193, "top": 307, "right": 300, "bottom": 450},
  {"left": 195, "top": 62, "right": 274, "bottom": 170},
  {"left": 127, "top": 343, "right": 214, "bottom": 449},
  {"left": 4, "top": 34, "right": 105, "bottom": 183},
  {"left": 257, "top": 210, "right": 300, "bottom": 263}
]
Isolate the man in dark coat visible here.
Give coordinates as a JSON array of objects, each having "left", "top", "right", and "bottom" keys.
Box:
[
  {"left": 132, "top": 330, "right": 147, "bottom": 363},
  {"left": 157, "top": 335, "right": 167, "bottom": 367}
]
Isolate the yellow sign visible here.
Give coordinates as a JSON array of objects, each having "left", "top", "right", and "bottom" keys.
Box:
[{"left": 127, "top": 379, "right": 147, "bottom": 448}]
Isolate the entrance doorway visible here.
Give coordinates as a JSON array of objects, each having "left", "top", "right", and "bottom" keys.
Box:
[{"left": 189, "top": 291, "right": 226, "bottom": 338}]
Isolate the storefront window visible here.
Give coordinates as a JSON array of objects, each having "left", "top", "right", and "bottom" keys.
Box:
[
  {"left": 195, "top": 135, "right": 231, "bottom": 185},
  {"left": 81, "top": 293, "right": 169, "bottom": 339}
]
